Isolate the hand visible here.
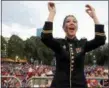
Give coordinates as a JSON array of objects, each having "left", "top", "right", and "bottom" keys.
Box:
[
  {"left": 47, "top": 2, "right": 56, "bottom": 22},
  {"left": 85, "top": 4, "right": 96, "bottom": 19},
  {"left": 48, "top": 2, "right": 56, "bottom": 14},
  {"left": 85, "top": 4, "right": 100, "bottom": 24}
]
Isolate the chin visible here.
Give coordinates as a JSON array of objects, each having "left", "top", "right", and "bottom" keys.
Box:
[{"left": 69, "top": 33, "right": 75, "bottom": 36}]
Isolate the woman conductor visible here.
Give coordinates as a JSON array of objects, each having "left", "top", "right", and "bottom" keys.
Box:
[{"left": 41, "top": 2, "right": 106, "bottom": 88}]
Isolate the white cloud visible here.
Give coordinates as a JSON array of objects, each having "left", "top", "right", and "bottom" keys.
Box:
[
  {"left": 2, "top": 23, "right": 36, "bottom": 40},
  {"left": 2, "top": 1, "right": 108, "bottom": 42}
]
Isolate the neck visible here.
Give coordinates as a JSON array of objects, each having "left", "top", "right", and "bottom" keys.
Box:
[{"left": 66, "top": 35, "right": 76, "bottom": 39}]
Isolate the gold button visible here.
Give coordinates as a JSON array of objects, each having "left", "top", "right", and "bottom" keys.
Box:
[
  {"left": 71, "top": 60, "right": 74, "bottom": 63},
  {"left": 70, "top": 50, "right": 73, "bottom": 53},
  {"left": 71, "top": 65, "right": 74, "bottom": 67},
  {"left": 71, "top": 56, "right": 74, "bottom": 59},
  {"left": 71, "top": 68, "right": 73, "bottom": 71},
  {"left": 70, "top": 48, "right": 73, "bottom": 50},
  {"left": 69, "top": 44, "right": 72, "bottom": 47},
  {"left": 71, "top": 53, "right": 74, "bottom": 55}
]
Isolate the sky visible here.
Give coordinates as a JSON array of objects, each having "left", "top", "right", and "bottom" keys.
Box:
[{"left": 1, "top": 1, "right": 108, "bottom": 42}]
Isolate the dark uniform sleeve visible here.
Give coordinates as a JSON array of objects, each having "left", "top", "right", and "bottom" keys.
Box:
[
  {"left": 84, "top": 24, "right": 106, "bottom": 52},
  {"left": 41, "top": 21, "right": 62, "bottom": 53}
]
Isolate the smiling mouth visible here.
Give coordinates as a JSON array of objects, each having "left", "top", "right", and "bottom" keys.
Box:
[
  {"left": 69, "top": 28, "right": 75, "bottom": 30},
  {"left": 68, "top": 25, "right": 75, "bottom": 30}
]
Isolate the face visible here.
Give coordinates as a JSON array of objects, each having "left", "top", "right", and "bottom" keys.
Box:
[{"left": 63, "top": 15, "right": 78, "bottom": 38}]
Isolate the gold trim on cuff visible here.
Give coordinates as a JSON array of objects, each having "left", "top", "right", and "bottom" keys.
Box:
[
  {"left": 95, "top": 32, "right": 105, "bottom": 36},
  {"left": 42, "top": 30, "right": 52, "bottom": 33}
]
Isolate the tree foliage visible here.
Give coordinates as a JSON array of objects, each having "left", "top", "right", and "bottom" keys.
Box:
[
  {"left": 1, "top": 35, "right": 7, "bottom": 58},
  {"left": 2, "top": 35, "right": 108, "bottom": 65},
  {"left": 24, "top": 36, "right": 53, "bottom": 65},
  {"left": 85, "top": 43, "right": 109, "bottom": 65},
  {"left": 7, "top": 35, "right": 24, "bottom": 59}
]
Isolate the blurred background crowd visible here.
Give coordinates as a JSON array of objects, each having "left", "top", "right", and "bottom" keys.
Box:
[{"left": 1, "top": 62, "right": 109, "bottom": 88}]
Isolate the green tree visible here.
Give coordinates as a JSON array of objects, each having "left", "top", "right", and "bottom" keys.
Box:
[
  {"left": 1, "top": 35, "right": 7, "bottom": 58},
  {"left": 85, "top": 43, "right": 109, "bottom": 66},
  {"left": 85, "top": 43, "right": 109, "bottom": 65},
  {"left": 37, "top": 43, "right": 54, "bottom": 65},
  {"left": 95, "top": 43, "right": 109, "bottom": 65},
  {"left": 7, "top": 35, "right": 24, "bottom": 59},
  {"left": 85, "top": 52, "right": 93, "bottom": 65},
  {"left": 24, "top": 36, "right": 54, "bottom": 65},
  {"left": 24, "top": 36, "right": 40, "bottom": 62}
]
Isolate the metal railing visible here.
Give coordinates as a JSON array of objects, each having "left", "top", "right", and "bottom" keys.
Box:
[
  {"left": 26, "top": 76, "right": 109, "bottom": 88},
  {"left": 26, "top": 76, "right": 53, "bottom": 87},
  {"left": 1, "top": 76, "right": 108, "bottom": 88},
  {"left": 1, "top": 76, "right": 22, "bottom": 87},
  {"left": 86, "top": 77, "right": 109, "bottom": 88}
]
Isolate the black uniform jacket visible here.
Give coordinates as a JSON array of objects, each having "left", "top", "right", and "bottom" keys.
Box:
[{"left": 41, "top": 21, "right": 106, "bottom": 88}]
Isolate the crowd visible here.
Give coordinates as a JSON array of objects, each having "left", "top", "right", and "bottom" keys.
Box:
[
  {"left": 85, "top": 65, "right": 109, "bottom": 88},
  {"left": 1, "top": 62, "right": 54, "bottom": 87},
  {"left": 1, "top": 62, "right": 109, "bottom": 88}
]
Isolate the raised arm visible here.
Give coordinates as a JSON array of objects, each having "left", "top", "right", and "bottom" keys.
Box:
[
  {"left": 47, "top": 2, "right": 56, "bottom": 22},
  {"left": 84, "top": 4, "right": 106, "bottom": 52},
  {"left": 41, "top": 2, "right": 62, "bottom": 53}
]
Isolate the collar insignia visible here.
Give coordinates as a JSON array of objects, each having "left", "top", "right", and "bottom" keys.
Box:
[{"left": 76, "top": 48, "right": 82, "bottom": 53}]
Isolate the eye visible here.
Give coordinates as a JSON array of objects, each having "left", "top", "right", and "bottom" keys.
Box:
[
  {"left": 73, "top": 20, "right": 77, "bottom": 23},
  {"left": 66, "top": 20, "right": 70, "bottom": 23}
]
